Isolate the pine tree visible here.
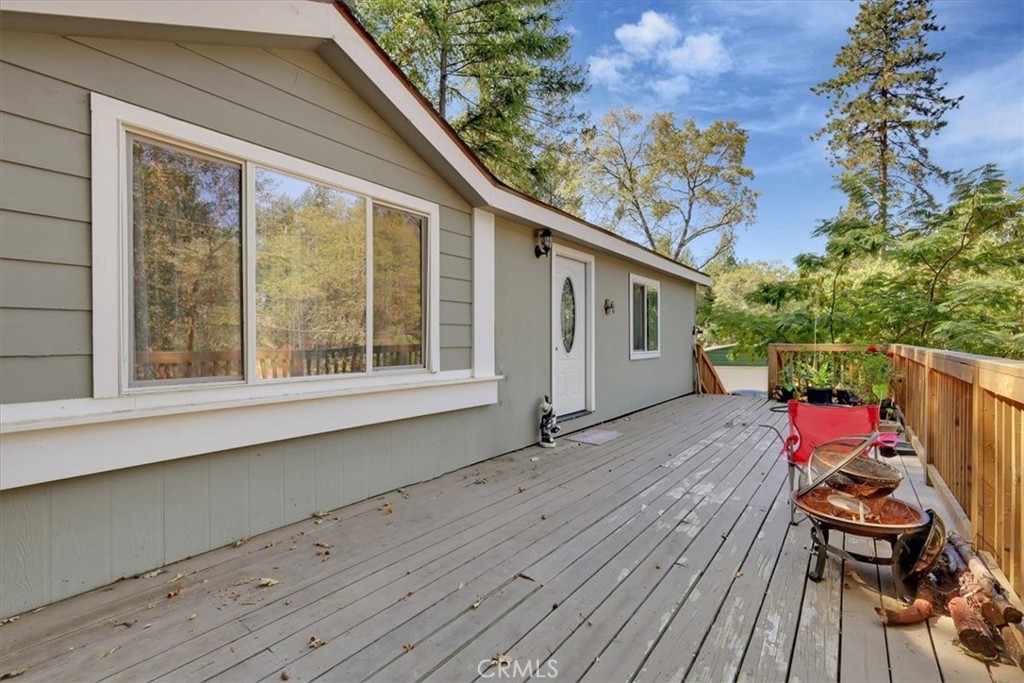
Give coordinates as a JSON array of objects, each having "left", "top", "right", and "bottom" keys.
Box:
[
  {"left": 349, "top": 0, "right": 586, "bottom": 204},
  {"left": 811, "top": 0, "right": 962, "bottom": 231}
]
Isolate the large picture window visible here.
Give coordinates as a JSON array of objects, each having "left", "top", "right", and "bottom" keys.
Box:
[
  {"left": 126, "top": 132, "right": 430, "bottom": 388},
  {"left": 630, "top": 274, "right": 660, "bottom": 359}
]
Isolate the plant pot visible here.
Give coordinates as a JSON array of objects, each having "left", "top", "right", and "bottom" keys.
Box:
[
  {"left": 835, "top": 389, "right": 860, "bottom": 406},
  {"left": 806, "top": 386, "right": 833, "bottom": 405},
  {"left": 772, "top": 385, "right": 795, "bottom": 403}
]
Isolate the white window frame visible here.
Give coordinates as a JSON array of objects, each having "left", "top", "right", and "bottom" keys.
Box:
[
  {"left": 92, "top": 93, "right": 441, "bottom": 399},
  {"left": 629, "top": 273, "right": 661, "bottom": 360}
]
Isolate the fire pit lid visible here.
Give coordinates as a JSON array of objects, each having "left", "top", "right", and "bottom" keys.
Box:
[{"left": 796, "top": 432, "right": 881, "bottom": 498}]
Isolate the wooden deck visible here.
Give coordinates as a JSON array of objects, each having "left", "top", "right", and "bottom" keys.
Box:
[{"left": 2, "top": 395, "right": 1022, "bottom": 682}]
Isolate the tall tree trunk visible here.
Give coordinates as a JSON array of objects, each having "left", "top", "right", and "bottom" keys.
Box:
[
  {"left": 879, "top": 119, "right": 889, "bottom": 232},
  {"left": 438, "top": 44, "right": 448, "bottom": 120}
]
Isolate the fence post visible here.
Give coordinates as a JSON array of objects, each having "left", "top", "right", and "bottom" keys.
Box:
[
  {"left": 922, "top": 349, "right": 932, "bottom": 486},
  {"left": 970, "top": 366, "right": 983, "bottom": 548}
]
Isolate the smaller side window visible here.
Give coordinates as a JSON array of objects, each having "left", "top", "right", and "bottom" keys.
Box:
[{"left": 629, "top": 275, "right": 660, "bottom": 359}]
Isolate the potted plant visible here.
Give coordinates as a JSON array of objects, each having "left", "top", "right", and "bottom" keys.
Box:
[
  {"left": 798, "top": 358, "right": 834, "bottom": 405},
  {"left": 855, "top": 345, "right": 897, "bottom": 406}
]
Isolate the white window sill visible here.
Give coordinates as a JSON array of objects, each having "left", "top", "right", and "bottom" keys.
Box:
[
  {"left": 0, "top": 373, "right": 501, "bottom": 490},
  {"left": 630, "top": 351, "right": 662, "bottom": 361}
]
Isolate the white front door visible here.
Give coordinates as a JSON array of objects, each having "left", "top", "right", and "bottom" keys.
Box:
[{"left": 553, "top": 253, "right": 588, "bottom": 415}]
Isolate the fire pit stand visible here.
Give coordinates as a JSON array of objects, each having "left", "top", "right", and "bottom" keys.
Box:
[{"left": 792, "top": 434, "right": 945, "bottom": 597}]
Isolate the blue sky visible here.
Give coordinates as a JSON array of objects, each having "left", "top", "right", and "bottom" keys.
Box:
[{"left": 561, "top": 0, "right": 1024, "bottom": 267}]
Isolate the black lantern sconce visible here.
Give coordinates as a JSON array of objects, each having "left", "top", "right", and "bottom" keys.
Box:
[
  {"left": 534, "top": 228, "right": 552, "bottom": 258},
  {"left": 604, "top": 299, "right": 615, "bottom": 315}
]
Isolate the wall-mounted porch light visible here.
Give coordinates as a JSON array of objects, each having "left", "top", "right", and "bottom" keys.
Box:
[
  {"left": 604, "top": 299, "right": 615, "bottom": 315},
  {"left": 534, "top": 228, "right": 553, "bottom": 258}
]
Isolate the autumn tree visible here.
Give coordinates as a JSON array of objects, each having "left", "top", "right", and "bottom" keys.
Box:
[
  {"left": 349, "top": 0, "right": 586, "bottom": 202},
  {"left": 581, "top": 108, "right": 759, "bottom": 269},
  {"left": 811, "top": 0, "right": 962, "bottom": 230}
]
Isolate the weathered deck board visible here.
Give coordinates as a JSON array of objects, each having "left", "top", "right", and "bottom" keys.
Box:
[{"left": 0, "top": 396, "right": 1012, "bottom": 683}]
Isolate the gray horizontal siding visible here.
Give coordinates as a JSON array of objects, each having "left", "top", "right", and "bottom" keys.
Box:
[
  {"left": 0, "top": 211, "right": 90, "bottom": 267},
  {"left": 0, "top": 309, "right": 91, "bottom": 356},
  {"left": 0, "top": 161, "right": 90, "bottom": 222},
  {"left": 0, "top": 112, "right": 90, "bottom": 178},
  {"left": 0, "top": 30, "right": 478, "bottom": 399},
  {"left": 0, "top": 259, "right": 90, "bottom": 310},
  {"left": 0, "top": 356, "right": 91, "bottom": 403},
  {"left": 0, "top": 406, "right": 494, "bottom": 616}
]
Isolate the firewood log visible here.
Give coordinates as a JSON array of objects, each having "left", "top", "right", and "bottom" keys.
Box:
[
  {"left": 948, "top": 533, "right": 1023, "bottom": 625},
  {"left": 999, "top": 624, "right": 1024, "bottom": 671},
  {"left": 876, "top": 575, "right": 934, "bottom": 626},
  {"left": 949, "top": 546, "right": 1000, "bottom": 626},
  {"left": 948, "top": 596, "right": 999, "bottom": 658}
]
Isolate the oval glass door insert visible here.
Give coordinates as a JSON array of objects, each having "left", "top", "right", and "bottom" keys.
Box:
[{"left": 561, "top": 276, "right": 576, "bottom": 353}]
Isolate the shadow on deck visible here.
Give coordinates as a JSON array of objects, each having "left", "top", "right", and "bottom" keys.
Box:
[{"left": 1, "top": 395, "right": 1021, "bottom": 682}]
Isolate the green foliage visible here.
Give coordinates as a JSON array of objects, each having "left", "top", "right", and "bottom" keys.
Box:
[
  {"left": 580, "top": 108, "right": 759, "bottom": 269},
  {"left": 702, "top": 167, "right": 1024, "bottom": 361},
  {"left": 350, "top": 0, "right": 586, "bottom": 203},
  {"left": 811, "top": 0, "right": 962, "bottom": 227}
]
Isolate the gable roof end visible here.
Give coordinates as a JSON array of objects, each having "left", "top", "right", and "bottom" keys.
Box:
[{"left": 0, "top": 0, "right": 711, "bottom": 286}]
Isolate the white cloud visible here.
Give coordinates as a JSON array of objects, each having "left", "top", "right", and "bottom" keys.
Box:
[
  {"left": 933, "top": 52, "right": 1024, "bottom": 171},
  {"left": 588, "top": 52, "right": 633, "bottom": 86},
  {"left": 614, "top": 11, "right": 680, "bottom": 57},
  {"left": 652, "top": 74, "right": 691, "bottom": 99},
  {"left": 663, "top": 34, "right": 731, "bottom": 76},
  {"left": 586, "top": 11, "right": 732, "bottom": 104}
]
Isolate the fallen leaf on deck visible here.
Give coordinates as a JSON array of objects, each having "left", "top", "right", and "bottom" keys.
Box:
[
  {"left": 491, "top": 653, "right": 512, "bottom": 666},
  {"left": 100, "top": 646, "right": 119, "bottom": 660},
  {"left": 314, "top": 541, "right": 333, "bottom": 549},
  {"left": 0, "top": 617, "right": 18, "bottom": 626},
  {"left": 518, "top": 486, "right": 526, "bottom": 493},
  {"left": 280, "top": 671, "right": 290, "bottom": 681},
  {"left": 308, "top": 635, "right": 326, "bottom": 649},
  {"left": 530, "top": 457, "right": 539, "bottom": 462},
  {"left": 189, "top": 613, "right": 197, "bottom": 620},
  {"left": 382, "top": 502, "right": 394, "bottom": 515},
  {"left": 233, "top": 577, "right": 255, "bottom": 586},
  {"left": 257, "top": 578, "right": 280, "bottom": 588},
  {"left": 232, "top": 537, "right": 250, "bottom": 548},
  {"left": 403, "top": 643, "right": 415, "bottom": 652},
  {"left": 110, "top": 620, "right": 136, "bottom": 628},
  {"left": 142, "top": 623, "right": 152, "bottom": 629},
  {"left": 0, "top": 668, "right": 27, "bottom": 679},
  {"left": 138, "top": 569, "right": 166, "bottom": 579},
  {"left": 458, "top": 582, "right": 465, "bottom": 590},
  {"left": 167, "top": 588, "right": 184, "bottom": 599},
  {"left": 169, "top": 572, "right": 185, "bottom": 583},
  {"left": 311, "top": 510, "right": 329, "bottom": 519},
  {"left": 471, "top": 598, "right": 482, "bottom": 609},
  {"left": 263, "top": 541, "right": 275, "bottom": 549},
  {"left": 398, "top": 488, "right": 410, "bottom": 499}
]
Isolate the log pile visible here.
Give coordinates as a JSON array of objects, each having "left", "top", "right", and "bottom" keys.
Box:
[{"left": 876, "top": 532, "right": 1024, "bottom": 669}]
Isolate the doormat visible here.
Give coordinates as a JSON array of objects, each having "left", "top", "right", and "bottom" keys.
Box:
[{"left": 567, "top": 429, "right": 621, "bottom": 445}]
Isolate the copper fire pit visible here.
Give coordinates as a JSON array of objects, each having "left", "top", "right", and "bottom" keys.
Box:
[
  {"left": 794, "top": 432, "right": 944, "bottom": 595},
  {"left": 791, "top": 488, "right": 930, "bottom": 538}
]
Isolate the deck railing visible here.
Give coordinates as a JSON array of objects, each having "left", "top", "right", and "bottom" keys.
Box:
[
  {"left": 767, "top": 343, "right": 1024, "bottom": 598},
  {"left": 695, "top": 344, "right": 728, "bottom": 395}
]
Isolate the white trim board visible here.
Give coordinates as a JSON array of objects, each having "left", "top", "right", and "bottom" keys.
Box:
[
  {"left": 0, "top": 377, "right": 499, "bottom": 490},
  {"left": 1, "top": 0, "right": 711, "bottom": 287}
]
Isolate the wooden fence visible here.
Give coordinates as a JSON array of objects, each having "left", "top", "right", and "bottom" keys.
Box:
[{"left": 768, "top": 343, "right": 1024, "bottom": 598}]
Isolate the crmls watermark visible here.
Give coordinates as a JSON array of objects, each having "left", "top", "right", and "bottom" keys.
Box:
[{"left": 477, "top": 658, "right": 558, "bottom": 678}]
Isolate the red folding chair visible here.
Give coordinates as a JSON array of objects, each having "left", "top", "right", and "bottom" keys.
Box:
[{"left": 764, "top": 401, "right": 898, "bottom": 524}]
